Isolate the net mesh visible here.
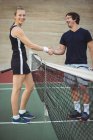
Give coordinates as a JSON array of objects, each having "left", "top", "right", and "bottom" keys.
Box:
[{"left": 31, "top": 53, "right": 93, "bottom": 140}]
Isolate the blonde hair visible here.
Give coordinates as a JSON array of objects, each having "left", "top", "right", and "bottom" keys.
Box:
[{"left": 14, "top": 6, "right": 25, "bottom": 15}]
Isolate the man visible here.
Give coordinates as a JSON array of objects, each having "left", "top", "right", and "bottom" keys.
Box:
[{"left": 53, "top": 12, "right": 93, "bottom": 121}]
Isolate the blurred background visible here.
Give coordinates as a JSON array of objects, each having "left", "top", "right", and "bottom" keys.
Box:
[{"left": 0, "top": 0, "right": 93, "bottom": 70}]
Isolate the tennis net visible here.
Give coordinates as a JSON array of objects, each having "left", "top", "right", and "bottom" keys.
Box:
[{"left": 31, "top": 53, "right": 93, "bottom": 140}]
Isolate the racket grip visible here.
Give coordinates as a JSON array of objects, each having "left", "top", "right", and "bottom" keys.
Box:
[{"left": 43, "top": 47, "right": 49, "bottom": 53}]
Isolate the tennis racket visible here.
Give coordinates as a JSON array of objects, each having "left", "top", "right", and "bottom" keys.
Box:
[{"left": 31, "top": 53, "right": 43, "bottom": 72}]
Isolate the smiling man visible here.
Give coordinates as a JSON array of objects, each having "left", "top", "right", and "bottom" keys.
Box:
[{"left": 53, "top": 12, "right": 93, "bottom": 121}]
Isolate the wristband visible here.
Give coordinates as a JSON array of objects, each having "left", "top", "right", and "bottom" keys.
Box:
[{"left": 43, "top": 47, "right": 49, "bottom": 53}]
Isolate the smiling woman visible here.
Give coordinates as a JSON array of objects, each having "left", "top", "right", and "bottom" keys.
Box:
[
  {"left": 14, "top": 6, "right": 26, "bottom": 25},
  {"left": 9, "top": 6, "right": 53, "bottom": 124}
]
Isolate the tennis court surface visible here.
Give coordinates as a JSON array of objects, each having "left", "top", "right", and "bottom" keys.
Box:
[
  {"left": 0, "top": 53, "right": 93, "bottom": 140},
  {"left": 0, "top": 71, "right": 58, "bottom": 140}
]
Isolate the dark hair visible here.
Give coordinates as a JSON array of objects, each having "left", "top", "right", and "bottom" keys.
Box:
[
  {"left": 14, "top": 6, "right": 25, "bottom": 16},
  {"left": 66, "top": 12, "right": 80, "bottom": 24}
]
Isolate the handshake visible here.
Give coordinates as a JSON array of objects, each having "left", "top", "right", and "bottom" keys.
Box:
[
  {"left": 43, "top": 47, "right": 54, "bottom": 55},
  {"left": 48, "top": 48, "right": 54, "bottom": 55}
]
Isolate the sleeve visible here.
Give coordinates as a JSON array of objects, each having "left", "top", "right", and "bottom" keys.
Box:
[
  {"left": 59, "top": 34, "right": 66, "bottom": 46},
  {"left": 85, "top": 30, "right": 92, "bottom": 43}
]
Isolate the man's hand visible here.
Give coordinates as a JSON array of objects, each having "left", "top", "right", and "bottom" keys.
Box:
[{"left": 48, "top": 48, "right": 54, "bottom": 55}]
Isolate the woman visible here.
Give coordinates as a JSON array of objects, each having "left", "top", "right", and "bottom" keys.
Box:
[{"left": 9, "top": 6, "right": 53, "bottom": 124}]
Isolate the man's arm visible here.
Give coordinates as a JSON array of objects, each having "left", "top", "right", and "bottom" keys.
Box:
[
  {"left": 88, "top": 40, "right": 93, "bottom": 68},
  {"left": 53, "top": 44, "right": 66, "bottom": 55}
]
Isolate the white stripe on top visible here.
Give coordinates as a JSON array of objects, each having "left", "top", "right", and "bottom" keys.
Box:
[{"left": 17, "top": 39, "right": 23, "bottom": 74}]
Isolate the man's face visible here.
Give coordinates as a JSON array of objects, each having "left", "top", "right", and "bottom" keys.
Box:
[{"left": 65, "top": 15, "right": 76, "bottom": 28}]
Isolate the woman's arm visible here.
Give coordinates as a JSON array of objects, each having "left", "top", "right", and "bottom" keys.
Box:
[{"left": 11, "top": 26, "right": 51, "bottom": 53}]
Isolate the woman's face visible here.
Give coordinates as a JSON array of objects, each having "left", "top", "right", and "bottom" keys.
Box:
[{"left": 14, "top": 9, "right": 26, "bottom": 26}]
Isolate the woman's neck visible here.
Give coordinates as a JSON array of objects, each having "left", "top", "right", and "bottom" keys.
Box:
[{"left": 14, "top": 22, "right": 22, "bottom": 27}]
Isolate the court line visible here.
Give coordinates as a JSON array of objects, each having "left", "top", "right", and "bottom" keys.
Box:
[
  {"left": 0, "top": 87, "right": 71, "bottom": 91},
  {"left": 0, "top": 83, "right": 12, "bottom": 85},
  {"left": 0, "top": 88, "right": 25, "bottom": 90},
  {"left": 0, "top": 87, "right": 93, "bottom": 91},
  {"left": 0, "top": 119, "right": 93, "bottom": 124}
]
